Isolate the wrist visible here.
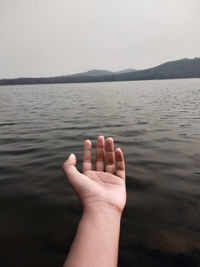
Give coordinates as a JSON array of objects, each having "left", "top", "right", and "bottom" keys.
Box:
[{"left": 82, "top": 204, "right": 123, "bottom": 221}]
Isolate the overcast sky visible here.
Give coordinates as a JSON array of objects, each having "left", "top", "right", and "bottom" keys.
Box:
[{"left": 0, "top": 0, "right": 200, "bottom": 78}]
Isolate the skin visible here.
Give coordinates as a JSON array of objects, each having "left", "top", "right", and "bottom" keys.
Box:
[{"left": 62, "top": 136, "right": 126, "bottom": 267}]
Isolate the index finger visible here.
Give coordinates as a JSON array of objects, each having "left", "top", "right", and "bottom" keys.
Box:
[{"left": 82, "top": 140, "right": 92, "bottom": 173}]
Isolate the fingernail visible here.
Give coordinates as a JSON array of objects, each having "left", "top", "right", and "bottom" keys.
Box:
[{"left": 69, "top": 153, "right": 75, "bottom": 159}]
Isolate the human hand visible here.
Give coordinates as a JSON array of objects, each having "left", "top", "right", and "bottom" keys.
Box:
[{"left": 62, "top": 136, "right": 126, "bottom": 215}]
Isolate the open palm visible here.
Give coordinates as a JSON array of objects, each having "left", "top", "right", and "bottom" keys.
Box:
[{"left": 62, "top": 136, "right": 126, "bottom": 213}]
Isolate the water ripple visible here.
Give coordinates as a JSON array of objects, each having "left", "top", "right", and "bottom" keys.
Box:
[{"left": 0, "top": 79, "right": 200, "bottom": 266}]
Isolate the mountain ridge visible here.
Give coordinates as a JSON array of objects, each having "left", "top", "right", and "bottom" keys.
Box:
[{"left": 0, "top": 58, "right": 200, "bottom": 86}]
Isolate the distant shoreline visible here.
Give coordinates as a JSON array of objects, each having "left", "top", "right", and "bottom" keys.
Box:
[
  {"left": 1, "top": 77, "right": 200, "bottom": 88},
  {"left": 1, "top": 57, "right": 200, "bottom": 86}
]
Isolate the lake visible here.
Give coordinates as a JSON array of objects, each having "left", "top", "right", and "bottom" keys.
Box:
[{"left": 0, "top": 79, "right": 200, "bottom": 267}]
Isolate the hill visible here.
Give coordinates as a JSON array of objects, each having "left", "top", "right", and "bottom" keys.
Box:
[
  {"left": 115, "top": 57, "right": 200, "bottom": 81},
  {"left": 67, "top": 69, "right": 113, "bottom": 77},
  {"left": 116, "top": 68, "right": 136, "bottom": 74},
  {"left": 0, "top": 58, "right": 200, "bottom": 86}
]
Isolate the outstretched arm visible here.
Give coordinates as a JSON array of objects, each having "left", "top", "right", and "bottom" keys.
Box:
[{"left": 62, "top": 136, "right": 126, "bottom": 267}]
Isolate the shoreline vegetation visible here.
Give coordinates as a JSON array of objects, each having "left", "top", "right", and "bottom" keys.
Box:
[{"left": 0, "top": 57, "right": 200, "bottom": 86}]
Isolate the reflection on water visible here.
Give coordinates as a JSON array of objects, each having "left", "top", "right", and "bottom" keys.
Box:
[{"left": 0, "top": 79, "right": 200, "bottom": 267}]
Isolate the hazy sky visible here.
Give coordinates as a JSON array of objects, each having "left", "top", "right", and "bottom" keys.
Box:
[{"left": 0, "top": 0, "right": 200, "bottom": 78}]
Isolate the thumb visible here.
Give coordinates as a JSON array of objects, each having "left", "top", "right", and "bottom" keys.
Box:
[
  {"left": 62, "top": 153, "right": 88, "bottom": 193},
  {"left": 62, "top": 154, "right": 79, "bottom": 180},
  {"left": 62, "top": 154, "right": 91, "bottom": 200}
]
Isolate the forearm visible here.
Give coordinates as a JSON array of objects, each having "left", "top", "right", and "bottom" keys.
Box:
[{"left": 63, "top": 207, "right": 122, "bottom": 267}]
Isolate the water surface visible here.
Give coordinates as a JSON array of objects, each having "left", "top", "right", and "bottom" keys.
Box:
[{"left": 0, "top": 79, "right": 200, "bottom": 266}]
